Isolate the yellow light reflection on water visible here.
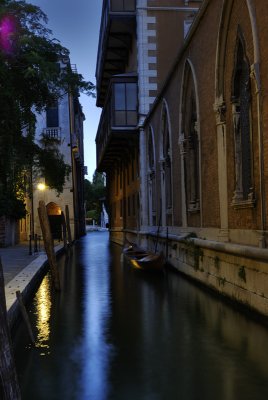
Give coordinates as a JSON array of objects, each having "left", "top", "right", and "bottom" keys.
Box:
[{"left": 34, "top": 275, "right": 51, "bottom": 352}]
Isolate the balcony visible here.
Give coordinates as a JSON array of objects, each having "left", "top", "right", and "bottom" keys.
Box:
[
  {"left": 42, "top": 127, "right": 61, "bottom": 141},
  {"left": 96, "top": 0, "right": 136, "bottom": 106},
  {"left": 96, "top": 75, "right": 138, "bottom": 171}
]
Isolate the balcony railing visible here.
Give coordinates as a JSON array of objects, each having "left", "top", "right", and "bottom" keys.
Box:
[
  {"left": 42, "top": 127, "right": 61, "bottom": 141},
  {"left": 96, "top": 0, "right": 136, "bottom": 106},
  {"left": 96, "top": 76, "right": 138, "bottom": 171}
]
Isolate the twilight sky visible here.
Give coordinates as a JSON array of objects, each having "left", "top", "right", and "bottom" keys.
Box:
[{"left": 26, "top": 0, "right": 103, "bottom": 181}]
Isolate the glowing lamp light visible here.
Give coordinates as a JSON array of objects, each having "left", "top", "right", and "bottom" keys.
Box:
[{"left": 37, "top": 183, "right": 46, "bottom": 191}]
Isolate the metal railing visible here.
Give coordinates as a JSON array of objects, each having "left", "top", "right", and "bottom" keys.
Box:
[{"left": 42, "top": 127, "right": 61, "bottom": 141}]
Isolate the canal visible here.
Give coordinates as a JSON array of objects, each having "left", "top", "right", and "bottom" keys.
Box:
[{"left": 13, "top": 231, "right": 268, "bottom": 400}]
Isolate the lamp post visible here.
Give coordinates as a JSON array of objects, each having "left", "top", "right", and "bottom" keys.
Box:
[
  {"left": 29, "top": 168, "right": 34, "bottom": 255},
  {"left": 36, "top": 182, "right": 46, "bottom": 252},
  {"left": 29, "top": 181, "right": 46, "bottom": 255}
]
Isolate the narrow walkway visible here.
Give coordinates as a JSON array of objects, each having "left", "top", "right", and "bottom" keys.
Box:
[
  {"left": 0, "top": 241, "right": 64, "bottom": 327},
  {"left": 0, "top": 242, "right": 41, "bottom": 284}
]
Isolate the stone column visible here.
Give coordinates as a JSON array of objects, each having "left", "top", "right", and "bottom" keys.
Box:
[
  {"left": 214, "top": 99, "right": 229, "bottom": 242},
  {"left": 178, "top": 131, "right": 187, "bottom": 228},
  {"left": 139, "top": 128, "right": 148, "bottom": 230}
]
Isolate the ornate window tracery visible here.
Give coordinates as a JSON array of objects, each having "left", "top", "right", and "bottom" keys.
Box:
[
  {"left": 160, "top": 104, "right": 172, "bottom": 226},
  {"left": 181, "top": 64, "right": 200, "bottom": 214},
  {"left": 147, "top": 126, "right": 156, "bottom": 226},
  {"left": 231, "top": 37, "right": 255, "bottom": 209}
]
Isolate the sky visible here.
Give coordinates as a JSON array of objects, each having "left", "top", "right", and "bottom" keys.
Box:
[{"left": 27, "top": 0, "right": 103, "bottom": 181}]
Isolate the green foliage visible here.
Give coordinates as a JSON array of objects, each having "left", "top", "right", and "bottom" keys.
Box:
[
  {"left": 0, "top": 0, "right": 95, "bottom": 218},
  {"left": 84, "top": 172, "right": 106, "bottom": 224},
  {"left": 0, "top": 190, "right": 26, "bottom": 219},
  {"left": 36, "top": 145, "right": 71, "bottom": 195},
  {"left": 86, "top": 210, "right": 98, "bottom": 221}
]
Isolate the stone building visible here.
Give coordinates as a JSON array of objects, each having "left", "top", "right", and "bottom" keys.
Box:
[
  {"left": 24, "top": 59, "right": 86, "bottom": 243},
  {"left": 95, "top": 0, "right": 268, "bottom": 317}
]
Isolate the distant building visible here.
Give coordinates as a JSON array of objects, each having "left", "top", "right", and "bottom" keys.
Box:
[{"left": 95, "top": 0, "right": 268, "bottom": 318}]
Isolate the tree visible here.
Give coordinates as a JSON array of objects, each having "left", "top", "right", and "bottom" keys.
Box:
[
  {"left": 0, "top": 0, "right": 95, "bottom": 218},
  {"left": 84, "top": 172, "right": 106, "bottom": 224}
]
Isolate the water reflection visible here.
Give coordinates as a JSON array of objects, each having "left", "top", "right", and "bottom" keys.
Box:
[
  {"left": 13, "top": 232, "right": 268, "bottom": 400},
  {"left": 34, "top": 274, "right": 51, "bottom": 352},
  {"left": 77, "top": 233, "right": 113, "bottom": 400}
]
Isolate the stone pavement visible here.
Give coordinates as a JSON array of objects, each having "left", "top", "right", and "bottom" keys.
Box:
[
  {"left": 0, "top": 241, "right": 64, "bottom": 328},
  {"left": 0, "top": 242, "right": 41, "bottom": 285}
]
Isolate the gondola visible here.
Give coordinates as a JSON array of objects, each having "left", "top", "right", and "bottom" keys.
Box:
[{"left": 123, "top": 242, "right": 165, "bottom": 271}]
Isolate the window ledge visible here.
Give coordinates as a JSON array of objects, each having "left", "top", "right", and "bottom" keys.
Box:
[
  {"left": 188, "top": 201, "right": 200, "bottom": 213},
  {"left": 231, "top": 198, "right": 256, "bottom": 210}
]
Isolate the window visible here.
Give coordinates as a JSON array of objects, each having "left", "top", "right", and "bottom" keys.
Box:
[
  {"left": 132, "top": 194, "right": 136, "bottom": 216},
  {"left": 111, "top": 0, "right": 136, "bottom": 12},
  {"left": 181, "top": 64, "right": 200, "bottom": 214},
  {"left": 128, "top": 196, "right": 131, "bottom": 216},
  {"left": 113, "top": 82, "right": 137, "bottom": 126},
  {"left": 120, "top": 199, "right": 123, "bottom": 218},
  {"left": 231, "top": 38, "right": 254, "bottom": 207},
  {"left": 184, "top": 19, "right": 193, "bottom": 38},
  {"left": 160, "top": 104, "right": 173, "bottom": 226},
  {"left": 147, "top": 126, "right": 156, "bottom": 225},
  {"left": 46, "top": 101, "right": 59, "bottom": 127}
]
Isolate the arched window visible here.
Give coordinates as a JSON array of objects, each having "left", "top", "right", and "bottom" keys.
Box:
[
  {"left": 231, "top": 37, "right": 254, "bottom": 206},
  {"left": 147, "top": 126, "right": 156, "bottom": 226},
  {"left": 181, "top": 63, "right": 200, "bottom": 214},
  {"left": 160, "top": 103, "right": 172, "bottom": 226}
]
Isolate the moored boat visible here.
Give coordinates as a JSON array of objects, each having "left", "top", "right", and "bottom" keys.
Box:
[{"left": 123, "top": 242, "right": 165, "bottom": 271}]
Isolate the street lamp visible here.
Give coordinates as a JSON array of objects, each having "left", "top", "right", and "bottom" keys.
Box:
[
  {"left": 37, "top": 182, "right": 46, "bottom": 191},
  {"left": 29, "top": 181, "right": 46, "bottom": 254}
]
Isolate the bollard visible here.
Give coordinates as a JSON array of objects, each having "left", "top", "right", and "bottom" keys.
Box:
[
  {"left": 65, "top": 205, "right": 72, "bottom": 245},
  {"left": 38, "top": 235, "right": 41, "bottom": 252},
  {"left": 16, "top": 291, "right": 35, "bottom": 346},
  {"left": 28, "top": 234, "right": 32, "bottom": 256},
  {"left": 34, "top": 234, "right": 38, "bottom": 253},
  {"left": 61, "top": 211, "right": 68, "bottom": 251}
]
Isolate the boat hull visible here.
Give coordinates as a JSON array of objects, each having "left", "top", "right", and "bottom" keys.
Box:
[{"left": 123, "top": 244, "right": 165, "bottom": 271}]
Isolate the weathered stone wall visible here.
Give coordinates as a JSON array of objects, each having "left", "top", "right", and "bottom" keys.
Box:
[
  {"left": 139, "top": 0, "right": 268, "bottom": 316},
  {"left": 0, "top": 217, "right": 19, "bottom": 247}
]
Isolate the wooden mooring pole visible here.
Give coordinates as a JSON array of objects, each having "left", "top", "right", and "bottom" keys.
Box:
[
  {"left": 61, "top": 211, "right": 68, "bottom": 251},
  {"left": 38, "top": 200, "right": 61, "bottom": 291},
  {"left": 0, "top": 257, "right": 21, "bottom": 400},
  {"left": 65, "top": 205, "right": 72, "bottom": 246},
  {"left": 16, "top": 291, "right": 35, "bottom": 346}
]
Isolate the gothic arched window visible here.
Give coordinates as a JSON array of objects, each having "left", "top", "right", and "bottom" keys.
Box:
[
  {"left": 160, "top": 103, "right": 172, "bottom": 226},
  {"left": 181, "top": 63, "right": 200, "bottom": 214},
  {"left": 147, "top": 126, "right": 156, "bottom": 226},
  {"left": 231, "top": 37, "right": 254, "bottom": 207}
]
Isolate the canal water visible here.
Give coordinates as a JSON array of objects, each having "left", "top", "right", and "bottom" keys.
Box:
[{"left": 13, "top": 231, "right": 268, "bottom": 400}]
